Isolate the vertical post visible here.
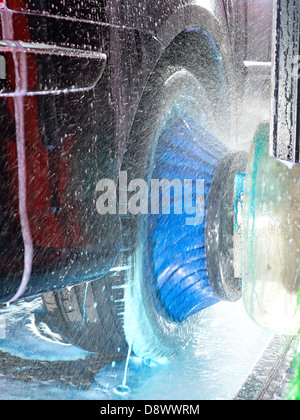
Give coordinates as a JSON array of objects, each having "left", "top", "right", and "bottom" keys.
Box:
[{"left": 271, "top": 0, "right": 300, "bottom": 164}]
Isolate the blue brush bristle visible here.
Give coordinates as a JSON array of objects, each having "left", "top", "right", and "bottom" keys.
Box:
[{"left": 145, "top": 111, "right": 228, "bottom": 323}]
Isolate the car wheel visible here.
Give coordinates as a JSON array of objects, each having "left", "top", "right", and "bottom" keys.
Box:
[{"left": 43, "top": 30, "right": 239, "bottom": 360}]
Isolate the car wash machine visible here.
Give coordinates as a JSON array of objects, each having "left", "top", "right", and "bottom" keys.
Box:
[
  {"left": 0, "top": 0, "right": 298, "bottom": 384},
  {"left": 231, "top": 0, "right": 300, "bottom": 336}
]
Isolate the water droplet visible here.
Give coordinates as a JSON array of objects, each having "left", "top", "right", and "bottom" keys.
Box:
[{"left": 114, "top": 384, "right": 130, "bottom": 396}]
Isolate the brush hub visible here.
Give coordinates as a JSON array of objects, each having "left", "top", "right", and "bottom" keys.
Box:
[{"left": 205, "top": 151, "right": 249, "bottom": 302}]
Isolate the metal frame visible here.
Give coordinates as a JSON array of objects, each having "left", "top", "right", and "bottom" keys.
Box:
[
  {"left": 0, "top": 40, "right": 106, "bottom": 96},
  {"left": 234, "top": 335, "right": 296, "bottom": 400},
  {"left": 271, "top": 0, "right": 300, "bottom": 164}
]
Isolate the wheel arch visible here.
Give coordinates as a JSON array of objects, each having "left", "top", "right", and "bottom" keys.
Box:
[{"left": 125, "top": 2, "right": 238, "bottom": 163}]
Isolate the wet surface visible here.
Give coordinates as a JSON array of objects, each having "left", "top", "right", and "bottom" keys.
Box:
[{"left": 0, "top": 295, "right": 278, "bottom": 400}]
